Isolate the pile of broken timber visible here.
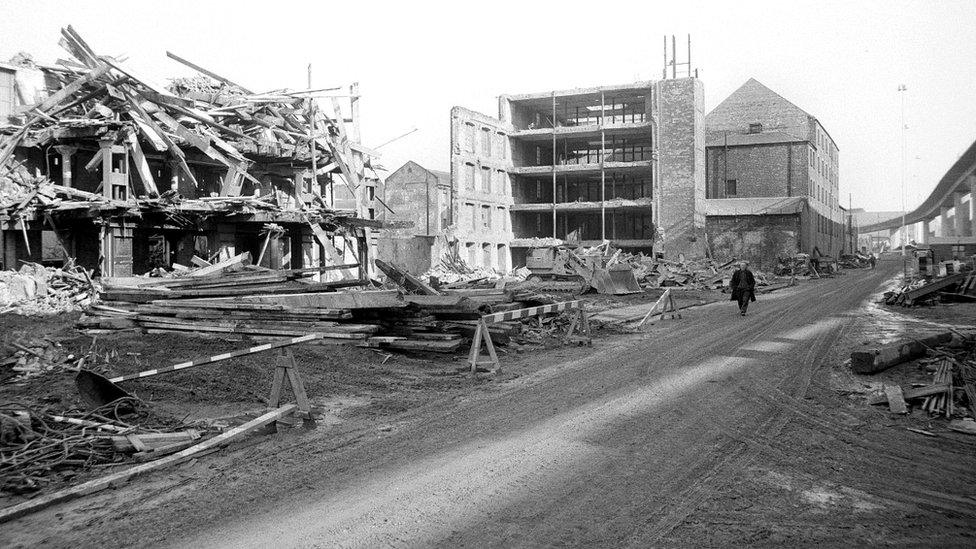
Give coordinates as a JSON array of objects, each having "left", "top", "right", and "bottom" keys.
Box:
[
  {"left": 884, "top": 272, "right": 970, "bottom": 306},
  {"left": 1, "top": 26, "right": 371, "bottom": 210}
]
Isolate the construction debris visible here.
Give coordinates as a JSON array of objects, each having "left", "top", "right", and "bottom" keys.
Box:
[
  {"left": 1, "top": 26, "right": 377, "bottom": 286},
  {"left": 0, "top": 404, "right": 296, "bottom": 523},
  {"left": 884, "top": 273, "right": 971, "bottom": 306},
  {"left": 866, "top": 335, "right": 976, "bottom": 421},
  {"left": 0, "top": 398, "right": 199, "bottom": 496},
  {"left": 851, "top": 332, "right": 954, "bottom": 374},
  {"left": 0, "top": 262, "right": 96, "bottom": 315}
]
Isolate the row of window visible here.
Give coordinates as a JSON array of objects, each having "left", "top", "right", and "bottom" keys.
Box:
[
  {"left": 462, "top": 163, "right": 508, "bottom": 196},
  {"left": 525, "top": 100, "right": 648, "bottom": 129},
  {"left": 816, "top": 212, "right": 840, "bottom": 237},
  {"left": 463, "top": 202, "right": 509, "bottom": 233},
  {"left": 463, "top": 241, "right": 509, "bottom": 271},
  {"left": 463, "top": 123, "right": 508, "bottom": 159}
]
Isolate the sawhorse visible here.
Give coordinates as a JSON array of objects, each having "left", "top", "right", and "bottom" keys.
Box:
[
  {"left": 268, "top": 347, "right": 315, "bottom": 430},
  {"left": 468, "top": 300, "right": 592, "bottom": 374}
]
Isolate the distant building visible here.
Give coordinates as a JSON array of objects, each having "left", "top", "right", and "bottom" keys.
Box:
[
  {"left": 381, "top": 161, "right": 451, "bottom": 235},
  {"left": 704, "top": 78, "right": 847, "bottom": 266},
  {"left": 453, "top": 78, "right": 706, "bottom": 267},
  {"left": 376, "top": 161, "right": 452, "bottom": 275}
]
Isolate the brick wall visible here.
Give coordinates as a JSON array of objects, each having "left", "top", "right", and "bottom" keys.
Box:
[
  {"left": 705, "top": 78, "right": 810, "bottom": 141},
  {"left": 449, "top": 106, "right": 514, "bottom": 270},
  {"left": 706, "top": 142, "right": 809, "bottom": 199},
  {"left": 656, "top": 77, "right": 706, "bottom": 258}
]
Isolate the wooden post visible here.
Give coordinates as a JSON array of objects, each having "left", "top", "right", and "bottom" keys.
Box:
[
  {"left": 54, "top": 145, "right": 77, "bottom": 188},
  {"left": 98, "top": 138, "right": 114, "bottom": 199},
  {"left": 563, "top": 303, "right": 593, "bottom": 346}
]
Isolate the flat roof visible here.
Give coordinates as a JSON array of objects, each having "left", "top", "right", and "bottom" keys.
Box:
[{"left": 501, "top": 80, "right": 656, "bottom": 103}]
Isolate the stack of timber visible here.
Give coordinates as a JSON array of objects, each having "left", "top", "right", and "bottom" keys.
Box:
[{"left": 80, "top": 255, "right": 468, "bottom": 353}]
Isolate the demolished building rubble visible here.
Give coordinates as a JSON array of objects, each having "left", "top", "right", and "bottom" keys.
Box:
[{"left": 1, "top": 26, "right": 379, "bottom": 281}]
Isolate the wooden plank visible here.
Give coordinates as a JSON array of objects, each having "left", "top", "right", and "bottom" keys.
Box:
[
  {"left": 885, "top": 384, "right": 908, "bottom": 414},
  {"left": 368, "top": 338, "right": 462, "bottom": 353},
  {"left": 190, "top": 256, "right": 211, "bottom": 268},
  {"left": 850, "top": 332, "right": 953, "bottom": 374},
  {"left": 131, "top": 315, "right": 378, "bottom": 334},
  {"left": 126, "top": 131, "right": 158, "bottom": 196},
  {"left": 868, "top": 383, "right": 951, "bottom": 405},
  {"left": 0, "top": 405, "right": 296, "bottom": 523},
  {"left": 305, "top": 218, "right": 358, "bottom": 280},
  {"left": 33, "top": 63, "right": 113, "bottom": 115},
  {"left": 165, "top": 51, "right": 252, "bottom": 92},
  {"left": 187, "top": 252, "right": 250, "bottom": 278},
  {"left": 375, "top": 259, "right": 439, "bottom": 295},
  {"left": 903, "top": 273, "right": 967, "bottom": 305},
  {"left": 215, "top": 289, "right": 405, "bottom": 310},
  {"left": 136, "top": 321, "right": 370, "bottom": 339}
]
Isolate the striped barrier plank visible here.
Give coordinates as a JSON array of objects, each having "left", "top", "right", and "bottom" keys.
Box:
[
  {"left": 481, "top": 301, "right": 580, "bottom": 324},
  {"left": 109, "top": 333, "right": 322, "bottom": 383}
]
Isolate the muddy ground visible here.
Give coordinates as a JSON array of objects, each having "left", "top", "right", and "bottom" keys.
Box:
[{"left": 4, "top": 261, "right": 976, "bottom": 547}]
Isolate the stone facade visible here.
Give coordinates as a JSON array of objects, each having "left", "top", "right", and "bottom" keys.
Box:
[{"left": 449, "top": 106, "right": 514, "bottom": 271}]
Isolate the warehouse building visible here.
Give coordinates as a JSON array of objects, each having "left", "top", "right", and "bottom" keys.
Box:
[{"left": 704, "top": 78, "right": 847, "bottom": 267}]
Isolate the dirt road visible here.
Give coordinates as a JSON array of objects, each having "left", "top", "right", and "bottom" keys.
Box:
[{"left": 8, "top": 261, "right": 976, "bottom": 547}]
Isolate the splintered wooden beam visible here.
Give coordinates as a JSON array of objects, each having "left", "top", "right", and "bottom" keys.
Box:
[
  {"left": 0, "top": 404, "right": 297, "bottom": 524},
  {"left": 187, "top": 251, "right": 251, "bottom": 278},
  {"left": 126, "top": 131, "right": 158, "bottom": 196},
  {"left": 304, "top": 218, "right": 359, "bottom": 280},
  {"left": 165, "top": 51, "right": 252, "bottom": 93}
]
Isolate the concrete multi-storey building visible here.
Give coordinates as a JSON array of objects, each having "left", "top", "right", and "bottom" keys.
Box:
[
  {"left": 704, "top": 78, "right": 846, "bottom": 266},
  {"left": 451, "top": 77, "right": 705, "bottom": 268}
]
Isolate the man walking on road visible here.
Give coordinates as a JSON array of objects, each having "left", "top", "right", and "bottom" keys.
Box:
[{"left": 730, "top": 261, "right": 756, "bottom": 316}]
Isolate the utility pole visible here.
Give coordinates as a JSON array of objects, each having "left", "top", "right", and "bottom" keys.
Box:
[{"left": 898, "top": 84, "right": 908, "bottom": 277}]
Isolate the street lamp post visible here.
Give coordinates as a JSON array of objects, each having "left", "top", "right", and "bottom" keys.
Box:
[{"left": 898, "top": 83, "right": 908, "bottom": 278}]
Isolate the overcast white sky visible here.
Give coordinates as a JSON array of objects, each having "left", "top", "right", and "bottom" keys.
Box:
[{"left": 2, "top": 0, "right": 974, "bottom": 213}]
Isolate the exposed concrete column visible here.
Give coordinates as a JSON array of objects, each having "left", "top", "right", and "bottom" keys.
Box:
[
  {"left": 920, "top": 218, "right": 930, "bottom": 245},
  {"left": 54, "top": 145, "right": 77, "bottom": 188},
  {"left": 954, "top": 191, "right": 967, "bottom": 238},
  {"left": 940, "top": 204, "right": 952, "bottom": 237},
  {"left": 969, "top": 175, "right": 976, "bottom": 237}
]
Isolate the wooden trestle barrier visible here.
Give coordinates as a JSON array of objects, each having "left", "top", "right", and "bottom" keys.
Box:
[{"left": 468, "top": 300, "right": 592, "bottom": 373}]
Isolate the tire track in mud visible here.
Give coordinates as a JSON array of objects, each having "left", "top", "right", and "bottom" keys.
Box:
[{"left": 618, "top": 267, "right": 904, "bottom": 544}]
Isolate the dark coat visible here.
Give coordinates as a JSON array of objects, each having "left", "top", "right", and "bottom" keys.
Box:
[{"left": 730, "top": 269, "right": 756, "bottom": 302}]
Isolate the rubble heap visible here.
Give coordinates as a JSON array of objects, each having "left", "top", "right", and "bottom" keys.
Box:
[
  {"left": 0, "top": 262, "right": 96, "bottom": 316},
  {"left": 0, "top": 25, "right": 375, "bottom": 273},
  {"left": 884, "top": 271, "right": 976, "bottom": 306}
]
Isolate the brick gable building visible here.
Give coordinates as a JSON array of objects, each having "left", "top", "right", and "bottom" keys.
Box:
[{"left": 704, "top": 78, "right": 847, "bottom": 266}]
